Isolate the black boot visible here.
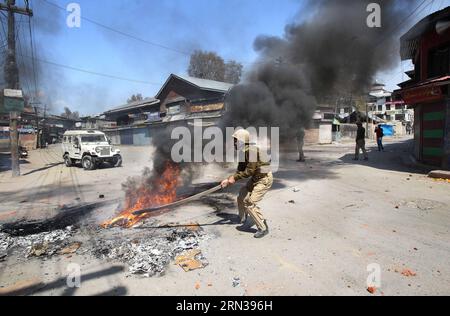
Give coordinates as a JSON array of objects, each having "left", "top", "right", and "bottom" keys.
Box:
[
  {"left": 237, "top": 216, "right": 255, "bottom": 232},
  {"left": 254, "top": 220, "right": 269, "bottom": 238}
]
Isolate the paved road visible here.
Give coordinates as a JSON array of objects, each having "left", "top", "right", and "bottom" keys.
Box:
[{"left": 1, "top": 137, "right": 449, "bottom": 295}]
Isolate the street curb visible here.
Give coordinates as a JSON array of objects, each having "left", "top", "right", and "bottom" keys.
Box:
[{"left": 406, "top": 154, "right": 436, "bottom": 172}]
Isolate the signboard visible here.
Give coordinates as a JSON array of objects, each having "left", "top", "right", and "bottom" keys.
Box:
[
  {"left": 145, "top": 112, "right": 161, "bottom": 122},
  {"left": 401, "top": 85, "right": 443, "bottom": 105},
  {"left": 190, "top": 102, "right": 224, "bottom": 113},
  {"left": 167, "top": 105, "right": 181, "bottom": 115},
  {"left": 4, "top": 89, "right": 23, "bottom": 98},
  {"left": 0, "top": 126, "right": 9, "bottom": 140},
  {"left": 1, "top": 89, "right": 25, "bottom": 113},
  {"left": 386, "top": 110, "right": 404, "bottom": 115}
]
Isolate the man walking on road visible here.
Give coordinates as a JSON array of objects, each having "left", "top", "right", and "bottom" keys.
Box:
[
  {"left": 221, "top": 129, "right": 273, "bottom": 239},
  {"left": 374, "top": 124, "right": 384, "bottom": 152},
  {"left": 296, "top": 128, "right": 306, "bottom": 162},
  {"left": 354, "top": 122, "right": 368, "bottom": 161}
]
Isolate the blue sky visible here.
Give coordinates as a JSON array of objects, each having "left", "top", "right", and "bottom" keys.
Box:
[{"left": 20, "top": 0, "right": 450, "bottom": 115}]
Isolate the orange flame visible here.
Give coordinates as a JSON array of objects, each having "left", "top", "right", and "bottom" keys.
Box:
[{"left": 102, "top": 162, "right": 181, "bottom": 228}]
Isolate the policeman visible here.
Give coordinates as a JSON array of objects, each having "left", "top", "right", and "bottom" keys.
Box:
[{"left": 221, "top": 129, "right": 273, "bottom": 238}]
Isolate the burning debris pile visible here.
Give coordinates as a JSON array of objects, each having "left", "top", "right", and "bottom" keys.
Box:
[
  {"left": 93, "top": 227, "right": 209, "bottom": 277},
  {"left": 0, "top": 226, "right": 78, "bottom": 260},
  {"left": 102, "top": 162, "right": 181, "bottom": 229}
]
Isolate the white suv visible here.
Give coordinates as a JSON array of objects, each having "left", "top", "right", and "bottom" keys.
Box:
[{"left": 62, "top": 130, "right": 122, "bottom": 170}]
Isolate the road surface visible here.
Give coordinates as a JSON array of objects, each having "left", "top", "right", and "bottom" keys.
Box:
[{"left": 0, "top": 137, "right": 449, "bottom": 296}]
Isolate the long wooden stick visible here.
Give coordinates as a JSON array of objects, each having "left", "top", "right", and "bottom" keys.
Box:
[{"left": 132, "top": 184, "right": 223, "bottom": 216}]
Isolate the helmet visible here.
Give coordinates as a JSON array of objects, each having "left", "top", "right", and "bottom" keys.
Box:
[{"left": 232, "top": 129, "right": 250, "bottom": 144}]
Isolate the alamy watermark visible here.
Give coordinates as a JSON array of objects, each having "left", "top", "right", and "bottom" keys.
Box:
[
  {"left": 66, "top": 263, "right": 81, "bottom": 288},
  {"left": 66, "top": 3, "right": 81, "bottom": 28},
  {"left": 367, "top": 263, "right": 381, "bottom": 289},
  {"left": 366, "top": 3, "right": 381, "bottom": 28},
  {"left": 170, "top": 120, "right": 280, "bottom": 172}
]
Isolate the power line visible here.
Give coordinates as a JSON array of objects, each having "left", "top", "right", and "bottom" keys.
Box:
[
  {"left": 28, "top": 14, "right": 38, "bottom": 96},
  {"left": 38, "top": 0, "right": 192, "bottom": 56},
  {"left": 375, "top": 0, "right": 430, "bottom": 48},
  {"left": 37, "top": 0, "right": 260, "bottom": 67},
  {"left": 16, "top": 15, "right": 33, "bottom": 94},
  {"left": 17, "top": 52, "right": 163, "bottom": 85}
]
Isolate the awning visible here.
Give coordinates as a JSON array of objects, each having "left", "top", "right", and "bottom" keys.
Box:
[{"left": 397, "top": 77, "right": 449, "bottom": 105}]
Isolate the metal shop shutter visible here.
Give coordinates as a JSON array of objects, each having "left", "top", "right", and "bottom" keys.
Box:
[{"left": 421, "top": 102, "right": 446, "bottom": 166}]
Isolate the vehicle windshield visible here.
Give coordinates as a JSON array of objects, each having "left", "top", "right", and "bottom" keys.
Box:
[{"left": 80, "top": 135, "right": 107, "bottom": 143}]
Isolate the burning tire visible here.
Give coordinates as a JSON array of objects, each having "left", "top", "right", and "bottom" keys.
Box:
[
  {"left": 82, "top": 155, "right": 96, "bottom": 170},
  {"left": 64, "top": 154, "right": 73, "bottom": 167},
  {"left": 113, "top": 154, "right": 122, "bottom": 168}
]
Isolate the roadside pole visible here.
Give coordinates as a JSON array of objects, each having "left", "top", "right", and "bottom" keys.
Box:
[{"left": 0, "top": 0, "right": 33, "bottom": 177}]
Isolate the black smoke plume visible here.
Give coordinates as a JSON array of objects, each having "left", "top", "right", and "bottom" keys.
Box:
[{"left": 224, "top": 0, "right": 418, "bottom": 138}]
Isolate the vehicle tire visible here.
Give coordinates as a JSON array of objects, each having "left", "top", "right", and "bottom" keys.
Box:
[
  {"left": 82, "top": 155, "right": 96, "bottom": 170},
  {"left": 64, "top": 154, "right": 73, "bottom": 167},
  {"left": 113, "top": 154, "right": 122, "bottom": 167}
]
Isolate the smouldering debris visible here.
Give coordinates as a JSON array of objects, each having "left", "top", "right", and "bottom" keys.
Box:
[
  {"left": 92, "top": 228, "right": 209, "bottom": 277},
  {"left": 0, "top": 226, "right": 77, "bottom": 259}
]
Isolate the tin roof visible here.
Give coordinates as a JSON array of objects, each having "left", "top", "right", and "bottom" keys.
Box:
[
  {"left": 400, "top": 6, "right": 450, "bottom": 60},
  {"left": 104, "top": 98, "right": 159, "bottom": 114},
  {"left": 156, "top": 74, "right": 234, "bottom": 100}
]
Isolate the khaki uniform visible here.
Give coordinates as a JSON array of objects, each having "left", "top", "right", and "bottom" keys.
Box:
[{"left": 234, "top": 145, "right": 272, "bottom": 230}]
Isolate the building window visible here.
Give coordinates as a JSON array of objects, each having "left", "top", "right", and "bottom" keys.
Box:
[
  {"left": 428, "top": 46, "right": 450, "bottom": 79},
  {"left": 378, "top": 105, "right": 382, "bottom": 111},
  {"left": 395, "top": 114, "right": 405, "bottom": 121},
  {"left": 386, "top": 104, "right": 391, "bottom": 111}
]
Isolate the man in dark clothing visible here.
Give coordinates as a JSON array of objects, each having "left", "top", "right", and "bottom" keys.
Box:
[
  {"left": 374, "top": 124, "right": 384, "bottom": 152},
  {"left": 354, "top": 122, "right": 368, "bottom": 160},
  {"left": 296, "top": 128, "right": 306, "bottom": 162}
]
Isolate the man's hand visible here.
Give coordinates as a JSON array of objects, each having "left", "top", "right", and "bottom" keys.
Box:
[
  {"left": 221, "top": 176, "right": 236, "bottom": 188},
  {"left": 221, "top": 179, "right": 229, "bottom": 188}
]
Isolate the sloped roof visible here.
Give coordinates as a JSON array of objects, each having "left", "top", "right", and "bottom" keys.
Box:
[
  {"left": 400, "top": 6, "right": 450, "bottom": 60},
  {"left": 156, "top": 74, "right": 234, "bottom": 99},
  {"left": 104, "top": 97, "right": 159, "bottom": 114}
]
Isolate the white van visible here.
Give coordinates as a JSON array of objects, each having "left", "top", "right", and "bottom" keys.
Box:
[{"left": 62, "top": 130, "right": 122, "bottom": 170}]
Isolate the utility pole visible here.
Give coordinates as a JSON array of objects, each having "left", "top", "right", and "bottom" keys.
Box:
[
  {"left": 31, "top": 102, "right": 40, "bottom": 148},
  {"left": 0, "top": 0, "right": 33, "bottom": 177}
]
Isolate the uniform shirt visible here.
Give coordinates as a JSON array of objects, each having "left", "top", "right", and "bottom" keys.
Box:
[{"left": 233, "top": 145, "right": 271, "bottom": 181}]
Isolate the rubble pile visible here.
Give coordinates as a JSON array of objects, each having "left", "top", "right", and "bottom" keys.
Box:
[
  {"left": 0, "top": 226, "right": 77, "bottom": 259},
  {"left": 93, "top": 228, "right": 209, "bottom": 277}
]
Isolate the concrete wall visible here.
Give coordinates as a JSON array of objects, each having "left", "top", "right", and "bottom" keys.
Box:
[
  {"left": 319, "top": 124, "right": 332, "bottom": 144},
  {"left": 304, "top": 128, "right": 319, "bottom": 144},
  {"left": 19, "top": 134, "right": 37, "bottom": 150},
  {"left": 340, "top": 124, "right": 358, "bottom": 140}
]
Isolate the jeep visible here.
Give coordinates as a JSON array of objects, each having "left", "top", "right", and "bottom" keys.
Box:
[{"left": 62, "top": 130, "right": 122, "bottom": 170}]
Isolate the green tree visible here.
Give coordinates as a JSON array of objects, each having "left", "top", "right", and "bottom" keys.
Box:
[
  {"left": 127, "top": 93, "right": 143, "bottom": 104},
  {"left": 61, "top": 107, "right": 80, "bottom": 120},
  {"left": 224, "top": 60, "right": 243, "bottom": 84}
]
